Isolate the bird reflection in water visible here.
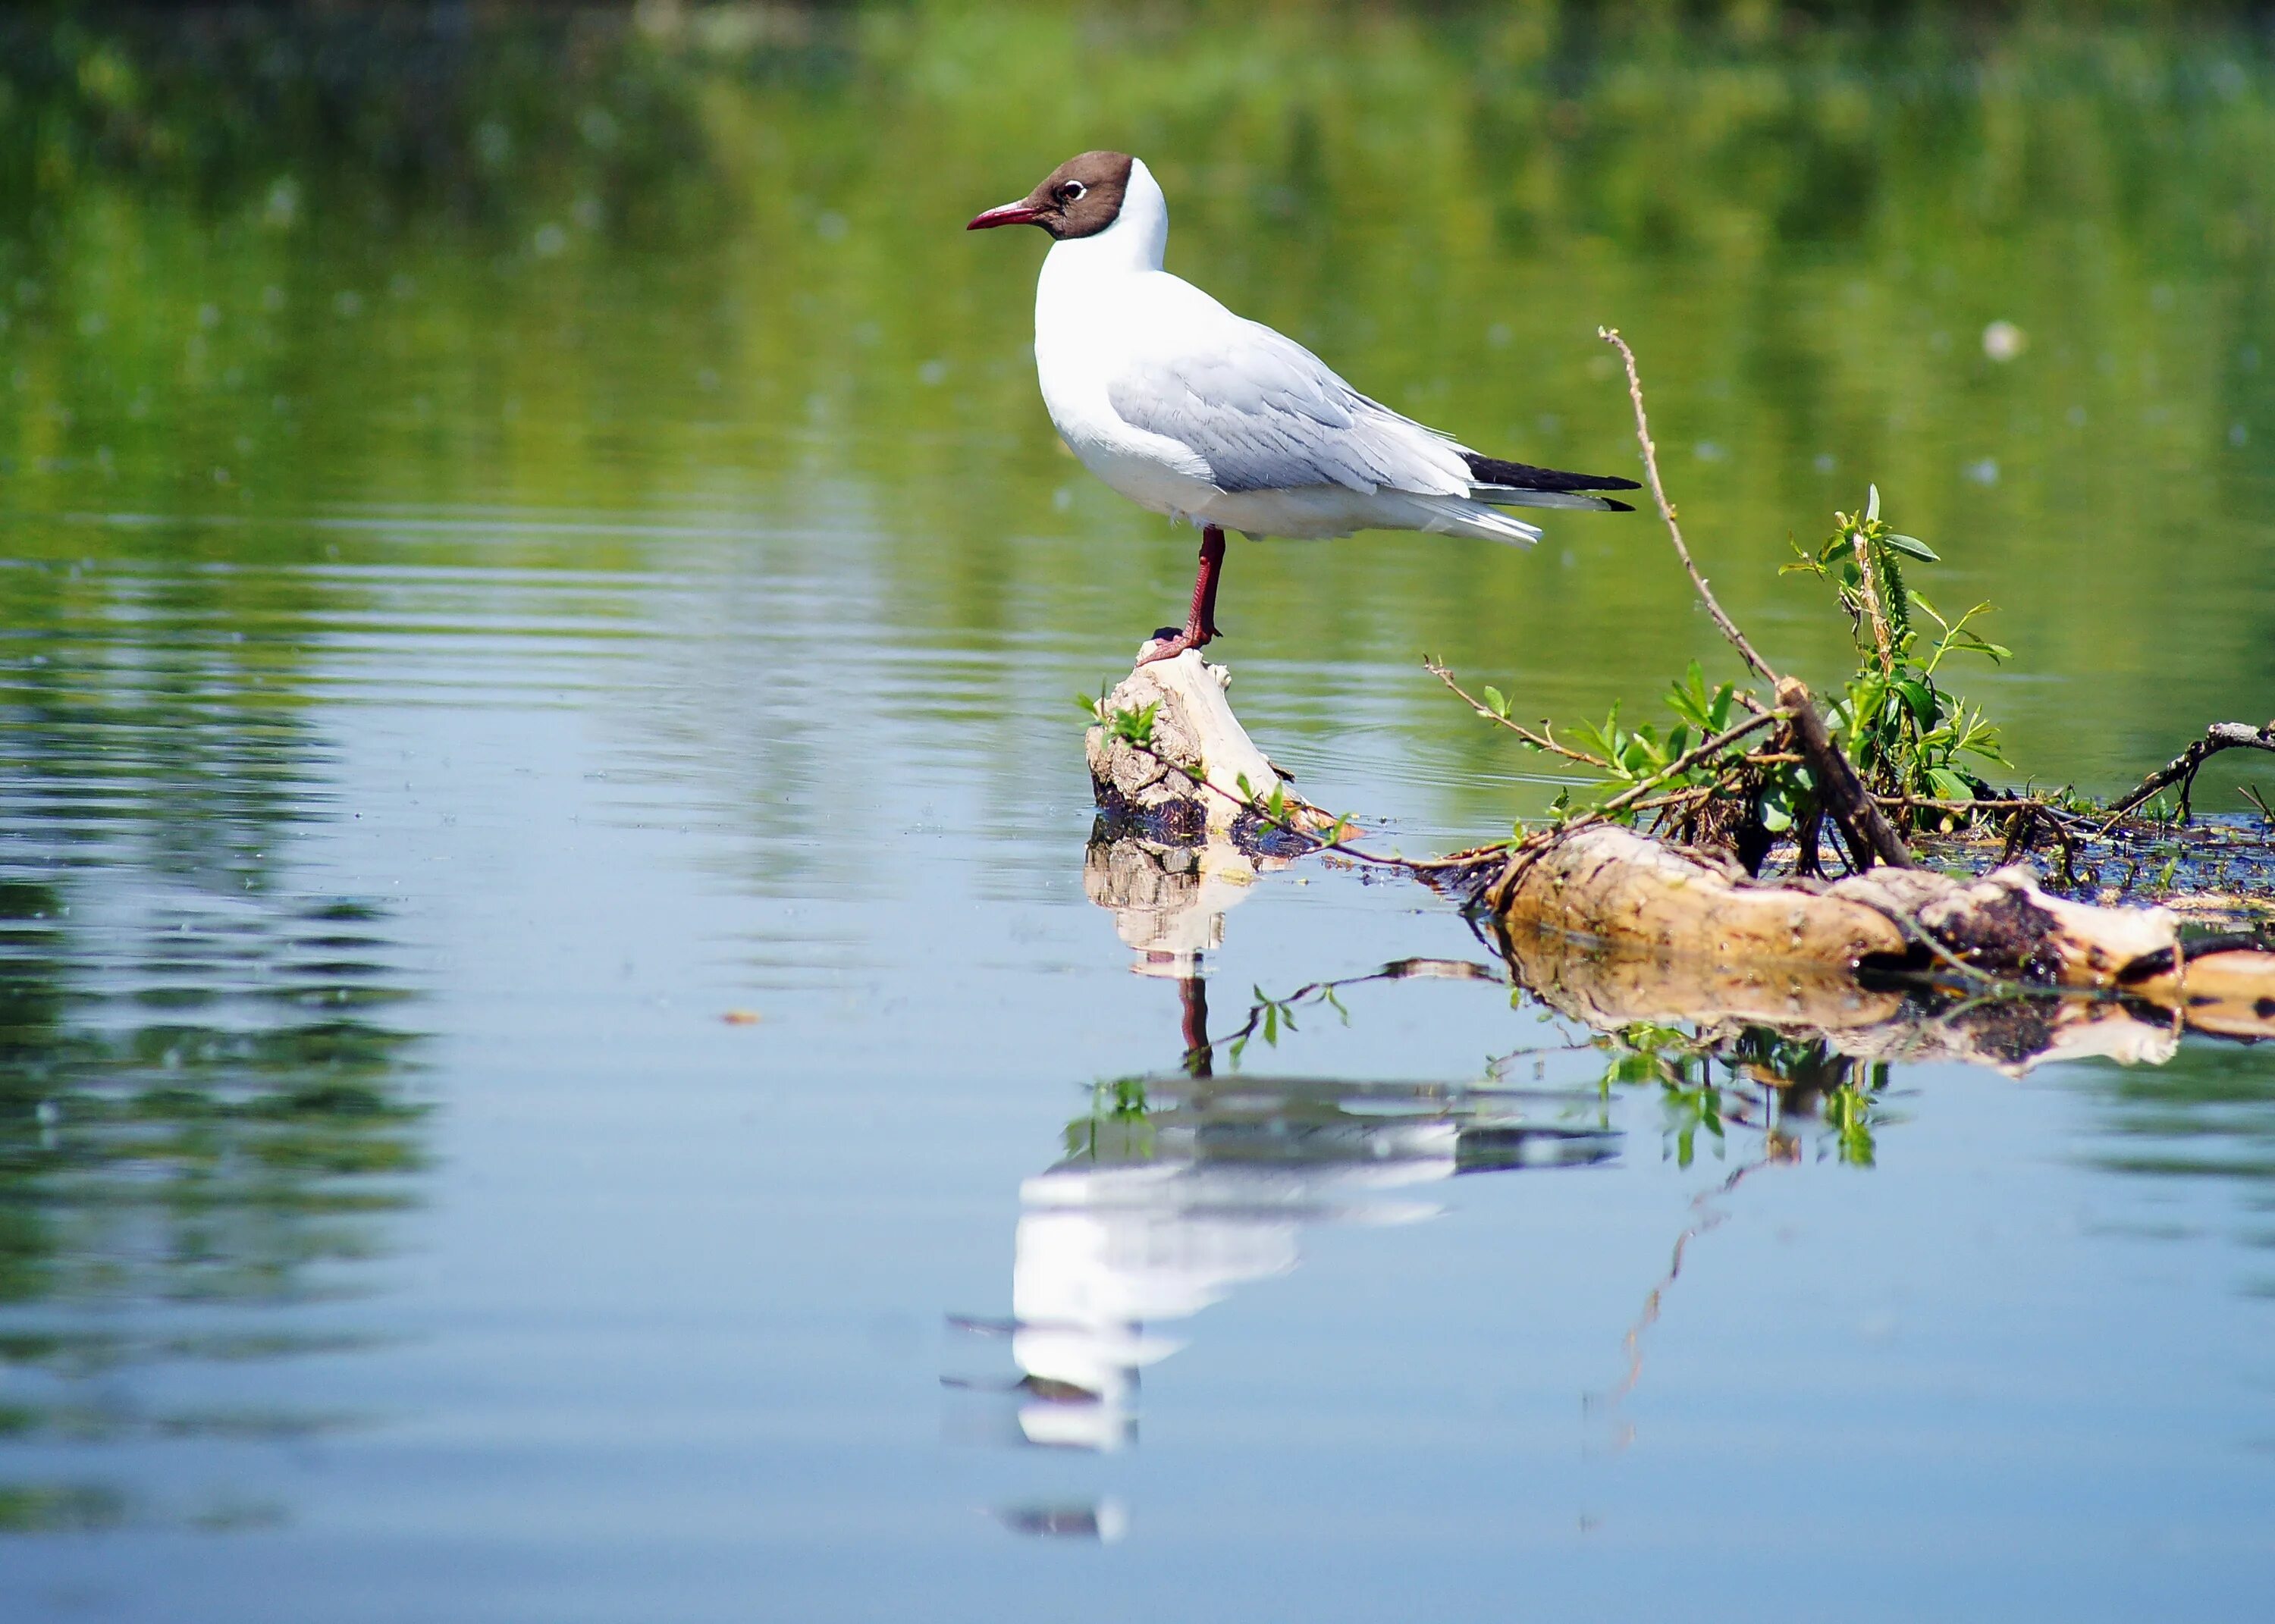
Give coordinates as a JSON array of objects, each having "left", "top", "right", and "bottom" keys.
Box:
[{"left": 949, "top": 826, "right": 1618, "bottom": 1529}]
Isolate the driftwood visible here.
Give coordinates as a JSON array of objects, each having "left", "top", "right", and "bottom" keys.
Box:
[
  {"left": 1496, "top": 823, "right": 2175, "bottom": 985},
  {"left": 2126, "top": 948, "right": 2275, "bottom": 1040},
  {"left": 1086, "top": 644, "right": 2275, "bottom": 1048},
  {"left": 1492, "top": 823, "right": 2275, "bottom": 1042},
  {"left": 1086, "top": 639, "right": 1298, "bottom": 836}
]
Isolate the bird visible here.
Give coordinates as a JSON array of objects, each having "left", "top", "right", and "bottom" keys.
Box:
[{"left": 968, "top": 151, "right": 1638, "bottom": 665}]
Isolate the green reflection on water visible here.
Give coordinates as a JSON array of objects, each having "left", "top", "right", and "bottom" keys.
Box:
[
  {"left": 2, "top": 7, "right": 2270, "bottom": 817},
  {"left": 0, "top": 430, "right": 427, "bottom": 1526}
]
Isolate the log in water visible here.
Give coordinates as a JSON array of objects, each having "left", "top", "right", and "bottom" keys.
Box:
[{"left": 1087, "top": 649, "right": 2275, "bottom": 1046}]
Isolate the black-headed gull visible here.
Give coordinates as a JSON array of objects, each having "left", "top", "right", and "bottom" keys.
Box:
[{"left": 969, "top": 150, "right": 1637, "bottom": 665}]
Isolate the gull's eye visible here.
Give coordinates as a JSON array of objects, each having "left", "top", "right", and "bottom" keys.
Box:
[{"left": 1059, "top": 181, "right": 1087, "bottom": 203}]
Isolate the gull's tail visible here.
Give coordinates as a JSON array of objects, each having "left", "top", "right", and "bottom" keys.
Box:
[
  {"left": 1403, "top": 496, "right": 1546, "bottom": 547},
  {"left": 1462, "top": 452, "right": 1640, "bottom": 513}
]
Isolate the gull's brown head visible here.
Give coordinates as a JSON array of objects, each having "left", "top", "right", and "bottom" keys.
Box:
[{"left": 967, "top": 152, "right": 1135, "bottom": 240}]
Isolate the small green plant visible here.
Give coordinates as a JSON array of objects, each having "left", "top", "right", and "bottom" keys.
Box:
[
  {"left": 1432, "top": 334, "right": 2257, "bottom": 895},
  {"left": 1439, "top": 483, "right": 2022, "bottom": 869},
  {"left": 1075, "top": 688, "right": 1162, "bottom": 748},
  {"left": 1784, "top": 485, "right": 2011, "bottom": 814},
  {"left": 1564, "top": 663, "right": 1746, "bottom": 823},
  {"left": 1109, "top": 701, "right": 1160, "bottom": 748},
  {"left": 1224, "top": 979, "right": 1348, "bottom": 1065}
]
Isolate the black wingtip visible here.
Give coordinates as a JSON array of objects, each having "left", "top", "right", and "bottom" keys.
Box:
[
  {"left": 1602, "top": 497, "right": 1635, "bottom": 513},
  {"left": 1463, "top": 452, "right": 1642, "bottom": 494}
]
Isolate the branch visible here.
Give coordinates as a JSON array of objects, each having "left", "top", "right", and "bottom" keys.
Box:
[
  {"left": 2097, "top": 721, "right": 2275, "bottom": 831},
  {"left": 1775, "top": 676, "right": 1918, "bottom": 870},
  {"left": 1599, "top": 327, "right": 1780, "bottom": 688},
  {"left": 1106, "top": 732, "right": 1503, "bottom": 876},
  {"left": 1597, "top": 709, "right": 1783, "bottom": 817},
  {"left": 1424, "top": 660, "right": 1612, "bottom": 768}
]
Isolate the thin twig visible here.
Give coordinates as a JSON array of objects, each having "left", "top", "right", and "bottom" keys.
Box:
[
  {"left": 1106, "top": 733, "right": 1520, "bottom": 877},
  {"left": 1424, "top": 660, "right": 1612, "bottom": 768},
  {"left": 1602, "top": 1156, "right": 1772, "bottom": 1414},
  {"left": 1597, "top": 710, "right": 1784, "bottom": 816},
  {"left": 1485, "top": 713, "right": 1784, "bottom": 904},
  {"left": 1430, "top": 655, "right": 1778, "bottom": 814},
  {"left": 2097, "top": 721, "right": 2275, "bottom": 832},
  {"left": 1880, "top": 793, "right": 2080, "bottom": 816},
  {"left": 1599, "top": 327, "right": 1780, "bottom": 688}
]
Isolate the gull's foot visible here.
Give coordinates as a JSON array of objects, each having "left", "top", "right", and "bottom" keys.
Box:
[{"left": 1135, "top": 624, "right": 1210, "bottom": 666}]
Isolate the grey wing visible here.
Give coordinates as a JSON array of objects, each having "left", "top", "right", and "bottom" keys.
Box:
[{"left": 1107, "top": 321, "right": 1471, "bottom": 496}]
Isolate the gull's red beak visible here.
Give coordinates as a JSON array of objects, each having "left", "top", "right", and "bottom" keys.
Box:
[{"left": 967, "top": 200, "right": 1044, "bottom": 230}]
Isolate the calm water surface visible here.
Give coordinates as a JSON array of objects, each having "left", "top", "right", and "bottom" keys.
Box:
[{"left": 3, "top": 13, "right": 2274, "bottom": 1619}]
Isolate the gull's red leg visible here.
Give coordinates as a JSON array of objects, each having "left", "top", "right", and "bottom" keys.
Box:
[
  {"left": 1180, "top": 974, "right": 1212, "bottom": 1077},
  {"left": 1195, "top": 525, "right": 1225, "bottom": 640},
  {"left": 1136, "top": 526, "right": 1228, "bottom": 666}
]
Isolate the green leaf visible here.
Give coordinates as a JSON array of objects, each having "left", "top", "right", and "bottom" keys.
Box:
[
  {"left": 1882, "top": 532, "right": 1940, "bottom": 562},
  {"left": 1759, "top": 787, "right": 1795, "bottom": 833},
  {"left": 1925, "top": 767, "right": 1973, "bottom": 801},
  {"left": 1610, "top": 1052, "right": 1660, "bottom": 1085},
  {"left": 1893, "top": 678, "right": 1939, "bottom": 729},
  {"left": 1482, "top": 685, "right": 1509, "bottom": 717},
  {"left": 1108, "top": 700, "right": 1161, "bottom": 746},
  {"left": 1781, "top": 536, "right": 1828, "bottom": 576},
  {"left": 1665, "top": 661, "right": 1718, "bottom": 732}
]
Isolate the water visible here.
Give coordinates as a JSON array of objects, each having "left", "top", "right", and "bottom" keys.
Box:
[{"left": 2, "top": 10, "right": 2273, "bottom": 1619}]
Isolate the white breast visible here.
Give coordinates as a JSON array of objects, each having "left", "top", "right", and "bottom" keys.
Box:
[{"left": 1030, "top": 161, "right": 1219, "bottom": 522}]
